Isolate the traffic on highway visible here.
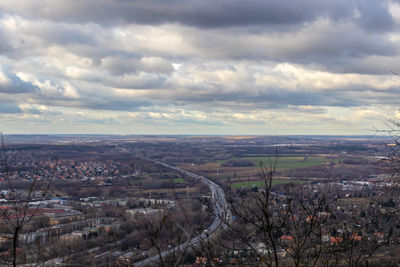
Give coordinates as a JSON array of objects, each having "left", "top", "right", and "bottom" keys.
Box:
[{"left": 134, "top": 160, "right": 231, "bottom": 266}]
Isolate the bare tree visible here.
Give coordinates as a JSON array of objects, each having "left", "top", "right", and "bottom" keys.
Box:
[
  {"left": 0, "top": 133, "right": 55, "bottom": 266},
  {"left": 223, "top": 156, "right": 330, "bottom": 267},
  {"left": 384, "top": 119, "right": 400, "bottom": 181}
]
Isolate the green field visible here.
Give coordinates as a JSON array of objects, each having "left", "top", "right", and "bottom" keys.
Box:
[
  {"left": 236, "top": 156, "right": 327, "bottom": 170},
  {"left": 173, "top": 178, "right": 186, "bottom": 184},
  {"left": 230, "top": 179, "right": 306, "bottom": 188},
  {"left": 242, "top": 154, "right": 305, "bottom": 157}
]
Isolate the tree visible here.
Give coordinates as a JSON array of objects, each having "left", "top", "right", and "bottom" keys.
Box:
[
  {"left": 222, "top": 156, "right": 330, "bottom": 267},
  {"left": 383, "top": 117, "right": 400, "bottom": 179},
  {"left": 0, "top": 133, "right": 55, "bottom": 266}
]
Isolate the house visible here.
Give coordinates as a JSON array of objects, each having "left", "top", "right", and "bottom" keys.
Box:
[
  {"left": 330, "top": 236, "right": 343, "bottom": 245},
  {"left": 306, "top": 215, "right": 317, "bottom": 223},
  {"left": 322, "top": 235, "right": 330, "bottom": 243},
  {"left": 280, "top": 235, "right": 294, "bottom": 245},
  {"left": 351, "top": 234, "right": 362, "bottom": 241},
  {"left": 281, "top": 235, "right": 293, "bottom": 241},
  {"left": 374, "top": 232, "right": 385, "bottom": 244}
]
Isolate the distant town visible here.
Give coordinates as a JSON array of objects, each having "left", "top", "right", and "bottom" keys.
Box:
[{"left": 0, "top": 135, "right": 399, "bottom": 266}]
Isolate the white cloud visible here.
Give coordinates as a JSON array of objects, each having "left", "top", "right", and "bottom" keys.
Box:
[{"left": 0, "top": 1, "right": 399, "bottom": 134}]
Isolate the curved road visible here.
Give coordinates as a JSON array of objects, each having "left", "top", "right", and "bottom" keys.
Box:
[
  {"left": 40, "top": 159, "right": 230, "bottom": 266},
  {"left": 134, "top": 160, "right": 231, "bottom": 266}
]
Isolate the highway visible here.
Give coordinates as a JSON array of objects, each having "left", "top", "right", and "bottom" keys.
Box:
[
  {"left": 133, "top": 160, "right": 231, "bottom": 266},
  {"left": 41, "top": 159, "right": 230, "bottom": 266}
]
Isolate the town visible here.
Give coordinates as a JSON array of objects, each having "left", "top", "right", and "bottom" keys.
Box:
[{"left": 0, "top": 135, "right": 399, "bottom": 266}]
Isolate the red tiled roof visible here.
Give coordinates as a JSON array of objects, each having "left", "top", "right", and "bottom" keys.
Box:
[
  {"left": 331, "top": 236, "right": 343, "bottom": 243},
  {"left": 351, "top": 234, "right": 362, "bottom": 241},
  {"left": 281, "top": 235, "right": 293, "bottom": 240}
]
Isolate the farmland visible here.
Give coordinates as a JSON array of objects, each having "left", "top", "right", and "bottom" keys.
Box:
[
  {"left": 234, "top": 156, "right": 329, "bottom": 169},
  {"left": 0, "top": 134, "right": 389, "bottom": 266},
  {"left": 179, "top": 154, "right": 344, "bottom": 188},
  {"left": 230, "top": 179, "right": 307, "bottom": 189}
]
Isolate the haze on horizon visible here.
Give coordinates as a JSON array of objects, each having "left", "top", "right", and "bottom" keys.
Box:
[{"left": 1, "top": 0, "right": 400, "bottom": 135}]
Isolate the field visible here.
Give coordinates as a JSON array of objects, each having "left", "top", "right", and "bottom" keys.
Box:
[
  {"left": 179, "top": 154, "right": 341, "bottom": 187},
  {"left": 230, "top": 179, "right": 307, "bottom": 188},
  {"left": 173, "top": 178, "right": 186, "bottom": 184},
  {"left": 238, "top": 156, "right": 328, "bottom": 170}
]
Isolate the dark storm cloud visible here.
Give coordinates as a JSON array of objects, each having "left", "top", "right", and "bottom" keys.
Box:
[
  {"left": 0, "top": 0, "right": 399, "bottom": 135},
  {"left": 164, "top": 83, "right": 384, "bottom": 110},
  {"left": 82, "top": 98, "right": 150, "bottom": 111},
  {"left": 323, "top": 57, "right": 398, "bottom": 75},
  {"left": 183, "top": 20, "right": 397, "bottom": 72},
  {"left": 100, "top": 56, "right": 173, "bottom": 76},
  {"left": 0, "top": 73, "right": 39, "bottom": 94},
  {"left": 355, "top": 0, "right": 395, "bottom": 32},
  {"left": 31, "top": 87, "right": 151, "bottom": 112},
  {"left": 0, "top": 0, "right": 396, "bottom": 76},
  {"left": 26, "top": 22, "right": 97, "bottom": 46},
  {"left": 252, "top": 90, "right": 360, "bottom": 108},
  {"left": 287, "top": 106, "right": 326, "bottom": 114},
  {"left": 20, "top": 107, "right": 63, "bottom": 116},
  {"left": 0, "top": 0, "right": 395, "bottom": 31}
]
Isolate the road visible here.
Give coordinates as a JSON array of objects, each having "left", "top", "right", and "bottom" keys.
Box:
[
  {"left": 133, "top": 160, "right": 231, "bottom": 266},
  {"left": 41, "top": 159, "right": 230, "bottom": 266}
]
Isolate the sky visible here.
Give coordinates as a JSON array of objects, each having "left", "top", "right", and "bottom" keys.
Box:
[{"left": 1, "top": 0, "right": 400, "bottom": 135}]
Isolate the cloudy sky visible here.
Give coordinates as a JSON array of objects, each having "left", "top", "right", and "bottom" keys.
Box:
[{"left": 1, "top": 0, "right": 400, "bottom": 135}]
